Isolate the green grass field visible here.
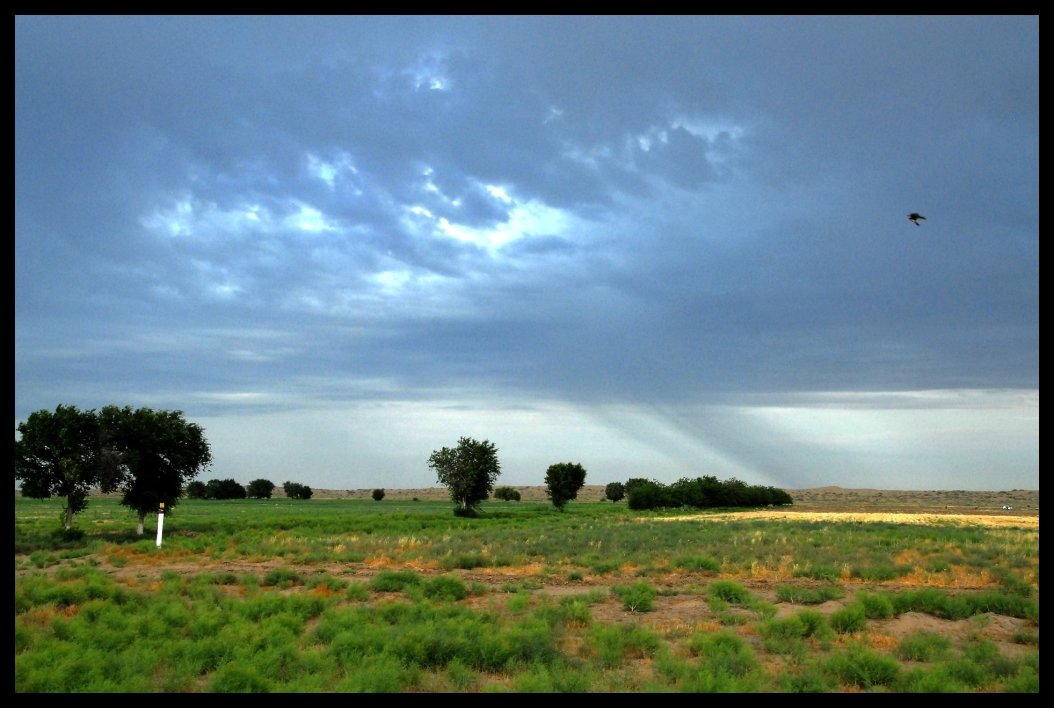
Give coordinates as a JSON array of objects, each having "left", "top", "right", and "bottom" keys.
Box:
[{"left": 14, "top": 494, "right": 1039, "bottom": 692}]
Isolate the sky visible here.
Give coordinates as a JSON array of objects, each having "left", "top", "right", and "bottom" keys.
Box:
[{"left": 15, "top": 16, "right": 1038, "bottom": 492}]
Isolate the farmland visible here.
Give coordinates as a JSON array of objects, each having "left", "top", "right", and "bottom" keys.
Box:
[{"left": 14, "top": 487, "right": 1039, "bottom": 692}]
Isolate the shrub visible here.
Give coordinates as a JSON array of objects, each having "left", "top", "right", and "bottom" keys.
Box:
[
  {"left": 857, "top": 590, "right": 896, "bottom": 619},
  {"left": 707, "top": 579, "right": 751, "bottom": 604},
  {"left": 673, "top": 555, "right": 721, "bottom": 573},
  {"left": 612, "top": 581, "right": 656, "bottom": 612},
  {"left": 369, "top": 570, "right": 421, "bottom": 593},
  {"left": 372, "top": 488, "right": 385, "bottom": 501},
  {"left": 897, "top": 631, "right": 952, "bottom": 662},
  {"left": 687, "top": 630, "right": 760, "bottom": 678},
  {"left": 830, "top": 603, "right": 867, "bottom": 634},
  {"left": 423, "top": 575, "right": 468, "bottom": 601},
  {"left": 493, "top": 486, "right": 521, "bottom": 502},
  {"left": 826, "top": 644, "right": 901, "bottom": 688}
]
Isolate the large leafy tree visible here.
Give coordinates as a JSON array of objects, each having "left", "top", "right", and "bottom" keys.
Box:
[
  {"left": 101, "top": 405, "right": 212, "bottom": 534},
  {"left": 544, "top": 462, "right": 587, "bottom": 511},
  {"left": 246, "top": 478, "right": 275, "bottom": 499},
  {"left": 428, "top": 437, "right": 501, "bottom": 515},
  {"left": 14, "top": 404, "right": 118, "bottom": 529}
]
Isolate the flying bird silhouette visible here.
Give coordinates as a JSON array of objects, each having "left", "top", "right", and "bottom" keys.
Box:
[{"left": 908, "top": 212, "right": 926, "bottom": 226}]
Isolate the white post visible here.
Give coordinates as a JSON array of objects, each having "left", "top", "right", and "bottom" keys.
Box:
[{"left": 156, "top": 502, "right": 165, "bottom": 548}]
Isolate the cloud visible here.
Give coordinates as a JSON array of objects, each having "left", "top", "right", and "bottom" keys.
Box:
[{"left": 16, "top": 16, "right": 1037, "bottom": 490}]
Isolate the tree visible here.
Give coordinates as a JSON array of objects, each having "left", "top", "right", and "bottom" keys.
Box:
[
  {"left": 544, "top": 462, "right": 587, "bottom": 511},
  {"left": 372, "top": 488, "right": 385, "bottom": 501},
  {"left": 428, "top": 437, "right": 501, "bottom": 516},
  {"left": 100, "top": 405, "right": 212, "bottom": 534},
  {"left": 494, "top": 485, "right": 521, "bottom": 501},
  {"left": 283, "top": 481, "right": 313, "bottom": 500},
  {"left": 204, "top": 478, "right": 247, "bottom": 500},
  {"left": 185, "top": 480, "right": 208, "bottom": 499},
  {"left": 246, "top": 478, "right": 275, "bottom": 499},
  {"left": 14, "top": 404, "right": 115, "bottom": 530},
  {"left": 605, "top": 482, "right": 625, "bottom": 503},
  {"left": 627, "top": 479, "right": 672, "bottom": 510}
]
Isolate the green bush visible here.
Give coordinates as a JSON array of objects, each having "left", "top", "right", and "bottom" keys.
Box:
[
  {"left": 826, "top": 644, "right": 901, "bottom": 688},
  {"left": 369, "top": 570, "right": 422, "bottom": 592},
  {"left": 262, "top": 567, "right": 302, "bottom": 588},
  {"left": 829, "top": 603, "right": 867, "bottom": 634},
  {"left": 612, "top": 581, "right": 656, "bottom": 612},
  {"left": 423, "top": 574, "right": 468, "bottom": 601},
  {"left": 896, "top": 630, "right": 952, "bottom": 662},
  {"left": 857, "top": 590, "right": 896, "bottom": 619},
  {"left": 707, "top": 579, "right": 752, "bottom": 604},
  {"left": 672, "top": 554, "right": 721, "bottom": 573}
]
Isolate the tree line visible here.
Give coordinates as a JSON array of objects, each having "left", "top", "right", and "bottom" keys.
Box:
[
  {"left": 426, "top": 437, "right": 792, "bottom": 515},
  {"left": 184, "top": 479, "right": 313, "bottom": 500},
  {"left": 16, "top": 408, "right": 792, "bottom": 532}
]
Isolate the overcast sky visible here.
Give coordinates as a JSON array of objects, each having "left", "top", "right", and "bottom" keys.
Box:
[{"left": 15, "top": 16, "right": 1038, "bottom": 492}]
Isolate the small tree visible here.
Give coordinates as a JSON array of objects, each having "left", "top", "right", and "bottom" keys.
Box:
[
  {"left": 605, "top": 481, "right": 626, "bottom": 503},
  {"left": 372, "top": 488, "right": 385, "bottom": 501},
  {"left": 428, "top": 437, "right": 501, "bottom": 516},
  {"left": 246, "top": 478, "right": 275, "bottom": 499},
  {"left": 544, "top": 462, "right": 587, "bottom": 511},
  {"left": 283, "top": 481, "right": 313, "bottom": 500},
  {"left": 494, "top": 485, "right": 521, "bottom": 501}
]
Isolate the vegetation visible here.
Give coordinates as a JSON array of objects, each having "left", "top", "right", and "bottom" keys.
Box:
[
  {"left": 604, "top": 482, "right": 625, "bottom": 503},
  {"left": 14, "top": 494, "right": 1038, "bottom": 693},
  {"left": 544, "top": 462, "right": 587, "bottom": 511},
  {"left": 98, "top": 405, "right": 213, "bottom": 534},
  {"left": 427, "top": 437, "right": 501, "bottom": 516},
  {"left": 15, "top": 404, "right": 212, "bottom": 532},
  {"left": 247, "top": 479, "right": 275, "bottom": 499},
  {"left": 205, "top": 479, "right": 248, "bottom": 500},
  {"left": 14, "top": 405, "right": 110, "bottom": 529},
  {"left": 283, "top": 481, "right": 313, "bottom": 500},
  {"left": 372, "top": 489, "right": 385, "bottom": 501},
  {"left": 493, "top": 486, "right": 521, "bottom": 502},
  {"left": 626, "top": 475, "right": 793, "bottom": 510}
]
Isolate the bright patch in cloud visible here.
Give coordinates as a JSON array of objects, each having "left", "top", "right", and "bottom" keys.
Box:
[
  {"left": 142, "top": 197, "right": 274, "bottom": 240},
  {"left": 285, "top": 202, "right": 338, "bottom": 233},
  {"left": 307, "top": 151, "right": 361, "bottom": 192},
  {"left": 404, "top": 182, "right": 569, "bottom": 251}
]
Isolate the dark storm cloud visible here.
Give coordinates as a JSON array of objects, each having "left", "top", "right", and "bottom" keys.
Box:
[{"left": 16, "top": 16, "right": 1037, "bottom": 489}]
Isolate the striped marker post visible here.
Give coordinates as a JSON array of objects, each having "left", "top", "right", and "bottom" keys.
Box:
[{"left": 156, "top": 502, "right": 165, "bottom": 548}]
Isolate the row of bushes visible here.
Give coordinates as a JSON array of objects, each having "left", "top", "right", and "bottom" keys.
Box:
[{"left": 621, "top": 476, "right": 793, "bottom": 510}]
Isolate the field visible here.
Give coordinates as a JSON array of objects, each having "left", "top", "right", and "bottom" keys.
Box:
[{"left": 14, "top": 487, "right": 1039, "bottom": 692}]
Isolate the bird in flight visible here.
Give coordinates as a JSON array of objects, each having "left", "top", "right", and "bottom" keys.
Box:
[{"left": 908, "top": 212, "right": 926, "bottom": 226}]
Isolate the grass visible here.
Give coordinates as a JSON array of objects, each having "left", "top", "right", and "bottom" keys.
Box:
[{"left": 14, "top": 494, "right": 1039, "bottom": 693}]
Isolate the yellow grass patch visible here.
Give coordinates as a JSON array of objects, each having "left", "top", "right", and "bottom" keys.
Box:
[
  {"left": 656, "top": 510, "right": 1039, "bottom": 528},
  {"left": 867, "top": 633, "right": 899, "bottom": 651}
]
